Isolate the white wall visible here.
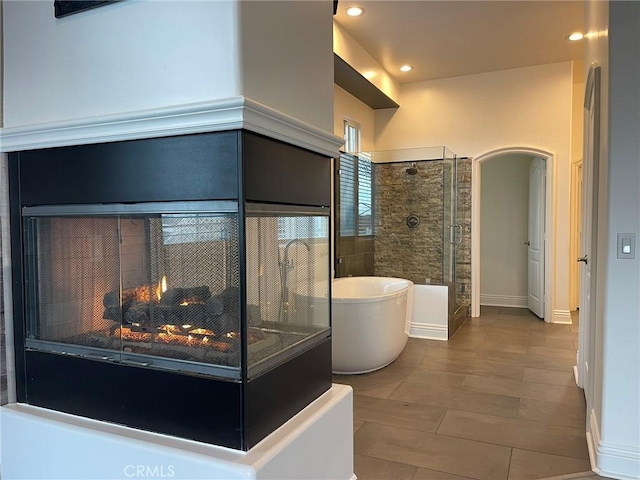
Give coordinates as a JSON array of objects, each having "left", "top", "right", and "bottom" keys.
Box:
[
  {"left": 2, "top": 1, "right": 240, "bottom": 127},
  {"left": 585, "top": 1, "right": 640, "bottom": 477},
  {"left": 333, "top": 85, "right": 375, "bottom": 152},
  {"left": 2, "top": 1, "right": 334, "bottom": 135},
  {"left": 333, "top": 22, "right": 400, "bottom": 105},
  {"left": 570, "top": 62, "right": 586, "bottom": 310},
  {"left": 374, "top": 62, "right": 574, "bottom": 319},
  {"left": 240, "top": 1, "right": 334, "bottom": 133},
  {"left": 480, "top": 155, "right": 531, "bottom": 306}
]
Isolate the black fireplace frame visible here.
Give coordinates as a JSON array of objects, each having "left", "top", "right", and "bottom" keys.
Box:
[{"left": 8, "top": 130, "right": 333, "bottom": 450}]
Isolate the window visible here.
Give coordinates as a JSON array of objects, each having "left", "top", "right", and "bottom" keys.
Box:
[
  {"left": 161, "top": 214, "right": 232, "bottom": 245},
  {"left": 343, "top": 119, "right": 361, "bottom": 154},
  {"left": 337, "top": 152, "right": 373, "bottom": 237}
]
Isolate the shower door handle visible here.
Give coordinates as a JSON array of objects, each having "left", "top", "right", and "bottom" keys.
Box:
[
  {"left": 454, "top": 225, "right": 463, "bottom": 245},
  {"left": 448, "top": 225, "right": 463, "bottom": 245}
]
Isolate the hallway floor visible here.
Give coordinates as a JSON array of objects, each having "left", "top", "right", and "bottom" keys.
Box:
[{"left": 333, "top": 307, "right": 611, "bottom": 480}]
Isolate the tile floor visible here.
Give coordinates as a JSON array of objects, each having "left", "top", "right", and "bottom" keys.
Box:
[{"left": 333, "top": 307, "right": 613, "bottom": 480}]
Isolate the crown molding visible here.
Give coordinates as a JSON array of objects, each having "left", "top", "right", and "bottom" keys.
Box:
[{"left": 0, "top": 97, "right": 343, "bottom": 158}]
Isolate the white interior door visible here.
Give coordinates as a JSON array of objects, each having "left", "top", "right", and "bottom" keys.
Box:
[
  {"left": 528, "top": 157, "right": 546, "bottom": 318},
  {"left": 577, "top": 66, "right": 601, "bottom": 393}
]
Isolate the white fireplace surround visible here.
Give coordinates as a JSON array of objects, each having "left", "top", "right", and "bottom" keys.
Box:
[{"left": 0, "top": 96, "right": 344, "bottom": 158}]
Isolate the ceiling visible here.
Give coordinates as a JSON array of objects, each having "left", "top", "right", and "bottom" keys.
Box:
[{"left": 334, "top": 0, "right": 585, "bottom": 84}]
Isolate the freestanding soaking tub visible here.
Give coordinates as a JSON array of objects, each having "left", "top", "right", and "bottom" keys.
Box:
[{"left": 332, "top": 276, "right": 414, "bottom": 374}]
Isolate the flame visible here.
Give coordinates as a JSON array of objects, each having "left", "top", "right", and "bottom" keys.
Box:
[{"left": 156, "top": 276, "right": 168, "bottom": 300}]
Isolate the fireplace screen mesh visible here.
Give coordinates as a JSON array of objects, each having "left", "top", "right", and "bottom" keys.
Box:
[
  {"left": 24, "top": 207, "right": 243, "bottom": 377},
  {"left": 22, "top": 203, "right": 331, "bottom": 379},
  {"left": 245, "top": 209, "right": 330, "bottom": 377}
]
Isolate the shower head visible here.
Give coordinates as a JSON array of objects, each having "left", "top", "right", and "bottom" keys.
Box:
[{"left": 406, "top": 163, "right": 418, "bottom": 175}]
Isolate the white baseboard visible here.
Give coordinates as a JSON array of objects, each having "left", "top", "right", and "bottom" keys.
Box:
[
  {"left": 409, "top": 322, "right": 448, "bottom": 341},
  {"left": 551, "top": 309, "right": 573, "bottom": 324},
  {"left": 479, "top": 294, "right": 528, "bottom": 308},
  {"left": 588, "top": 408, "right": 640, "bottom": 479}
]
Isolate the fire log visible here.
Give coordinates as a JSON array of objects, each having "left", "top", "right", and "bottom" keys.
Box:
[
  {"left": 205, "top": 296, "right": 224, "bottom": 317},
  {"left": 124, "top": 301, "right": 151, "bottom": 325},
  {"left": 160, "top": 286, "right": 211, "bottom": 306}
]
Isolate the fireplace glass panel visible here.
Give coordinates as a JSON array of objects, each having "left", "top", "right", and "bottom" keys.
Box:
[
  {"left": 23, "top": 205, "right": 242, "bottom": 378},
  {"left": 245, "top": 208, "right": 330, "bottom": 378}
]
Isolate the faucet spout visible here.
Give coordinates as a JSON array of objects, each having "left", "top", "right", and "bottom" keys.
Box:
[{"left": 283, "top": 239, "right": 311, "bottom": 270}]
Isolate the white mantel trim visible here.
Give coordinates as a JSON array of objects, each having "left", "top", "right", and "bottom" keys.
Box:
[{"left": 0, "top": 97, "right": 344, "bottom": 158}]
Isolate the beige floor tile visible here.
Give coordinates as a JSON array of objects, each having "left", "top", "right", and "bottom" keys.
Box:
[
  {"left": 371, "top": 361, "right": 424, "bottom": 382},
  {"left": 492, "top": 316, "right": 540, "bottom": 327},
  {"left": 355, "top": 423, "right": 511, "bottom": 480},
  {"left": 407, "top": 337, "right": 449, "bottom": 347},
  {"left": 497, "top": 307, "right": 537, "bottom": 316},
  {"left": 402, "top": 368, "right": 467, "bottom": 388},
  {"left": 483, "top": 331, "right": 531, "bottom": 344},
  {"left": 437, "top": 410, "right": 589, "bottom": 460},
  {"left": 354, "top": 453, "right": 417, "bottom": 480},
  {"left": 404, "top": 342, "right": 479, "bottom": 360},
  {"left": 412, "top": 468, "right": 476, "bottom": 479},
  {"left": 395, "top": 350, "right": 429, "bottom": 367},
  {"left": 475, "top": 350, "right": 576, "bottom": 372},
  {"left": 507, "top": 449, "right": 592, "bottom": 480},
  {"left": 523, "top": 367, "right": 577, "bottom": 387},
  {"left": 421, "top": 355, "right": 525, "bottom": 380},
  {"left": 479, "top": 306, "right": 502, "bottom": 316},
  {"left": 353, "top": 394, "right": 447, "bottom": 433},
  {"left": 332, "top": 374, "right": 401, "bottom": 399},
  {"left": 458, "top": 323, "right": 529, "bottom": 337},
  {"left": 461, "top": 374, "right": 584, "bottom": 406},
  {"left": 389, "top": 381, "right": 520, "bottom": 419},
  {"left": 528, "top": 323, "right": 574, "bottom": 335},
  {"left": 350, "top": 310, "right": 591, "bottom": 480},
  {"left": 476, "top": 339, "right": 529, "bottom": 354},
  {"left": 465, "top": 316, "right": 497, "bottom": 326},
  {"left": 526, "top": 336, "right": 576, "bottom": 350},
  {"left": 527, "top": 345, "right": 578, "bottom": 360},
  {"left": 446, "top": 335, "right": 489, "bottom": 349},
  {"left": 518, "top": 398, "right": 587, "bottom": 429},
  {"left": 528, "top": 331, "right": 577, "bottom": 343}
]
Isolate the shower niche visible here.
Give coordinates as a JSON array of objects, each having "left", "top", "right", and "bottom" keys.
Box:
[{"left": 9, "top": 131, "right": 332, "bottom": 450}]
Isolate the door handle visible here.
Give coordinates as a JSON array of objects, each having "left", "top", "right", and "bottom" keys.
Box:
[
  {"left": 577, "top": 255, "right": 588, "bottom": 264},
  {"left": 454, "top": 225, "right": 463, "bottom": 245},
  {"left": 524, "top": 241, "right": 530, "bottom": 246}
]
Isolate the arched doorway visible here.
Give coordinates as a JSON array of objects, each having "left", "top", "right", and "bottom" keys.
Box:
[{"left": 471, "top": 147, "right": 555, "bottom": 321}]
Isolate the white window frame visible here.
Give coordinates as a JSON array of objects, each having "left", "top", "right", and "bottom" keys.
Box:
[{"left": 343, "top": 118, "right": 361, "bottom": 155}]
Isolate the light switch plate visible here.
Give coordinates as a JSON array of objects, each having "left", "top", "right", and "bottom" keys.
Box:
[{"left": 617, "top": 233, "right": 636, "bottom": 259}]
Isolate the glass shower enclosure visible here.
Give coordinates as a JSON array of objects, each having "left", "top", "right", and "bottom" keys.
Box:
[{"left": 335, "top": 147, "right": 470, "bottom": 323}]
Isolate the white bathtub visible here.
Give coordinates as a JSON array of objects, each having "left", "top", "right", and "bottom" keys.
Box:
[{"left": 332, "top": 276, "right": 414, "bottom": 375}]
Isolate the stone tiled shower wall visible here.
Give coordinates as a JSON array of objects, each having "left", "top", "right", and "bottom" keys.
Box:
[
  {"left": 374, "top": 161, "right": 445, "bottom": 285},
  {"left": 456, "top": 157, "right": 472, "bottom": 309},
  {"left": 373, "top": 158, "right": 472, "bottom": 312}
]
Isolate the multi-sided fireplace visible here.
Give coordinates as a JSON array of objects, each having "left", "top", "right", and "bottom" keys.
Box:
[{"left": 9, "top": 130, "right": 332, "bottom": 450}]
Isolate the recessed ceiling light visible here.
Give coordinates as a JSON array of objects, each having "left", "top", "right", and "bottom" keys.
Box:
[
  {"left": 567, "top": 32, "right": 584, "bottom": 41},
  {"left": 346, "top": 6, "right": 364, "bottom": 16},
  {"left": 400, "top": 65, "right": 412, "bottom": 72}
]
